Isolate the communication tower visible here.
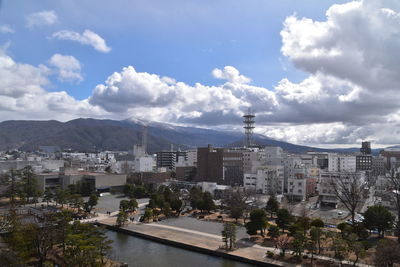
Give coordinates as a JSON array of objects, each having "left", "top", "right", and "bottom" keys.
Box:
[{"left": 243, "top": 109, "right": 255, "bottom": 147}]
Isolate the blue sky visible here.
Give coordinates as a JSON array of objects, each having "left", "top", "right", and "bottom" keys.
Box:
[
  {"left": 1, "top": 0, "right": 346, "bottom": 100},
  {"left": 1, "top": 0, "right": 400, "bottom": 147}
]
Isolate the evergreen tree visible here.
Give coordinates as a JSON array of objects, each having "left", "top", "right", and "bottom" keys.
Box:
[
  {"left": 276, "top": 208, "right": 293, "bottom": 233},
  {"left": 246, "top": 209, "right": 268, "bottom": 236},
  {"left": 116, "top": 211, "right": 128, "bottom": 226},
  {"left": 230, "top": 207, "right": 243, "bottom": 223},
  {"left": 364, "top": 205, "right": 395, "bottom": 237},
  {"left": 265, "top": 194, "right": 279, "bottom": 218},
  {"left": 221, "top": 222, "right": 237, "bottom": 250},
  {"left": 267, "top": 225, "right": 280, "bottom": 240},
  {"left": 43, "top": 189, "right": 54, "bottom": 206}
]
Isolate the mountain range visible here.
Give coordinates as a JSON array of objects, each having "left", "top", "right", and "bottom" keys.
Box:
[{"left": 0, "top": 118, "right": 386, "bottom": 154}]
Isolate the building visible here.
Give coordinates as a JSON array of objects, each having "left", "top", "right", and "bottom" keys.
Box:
[
  {"left": 134, "top": 156, "right": 154, "bottom": 172},
  {"left": 307, "top": 152, "right": 329, "bottom": 170},
  {"left": 287, "top": 175, "right": 307, "bottom": 201},
  {"left": 372, "top": 156, "right": 386, "bottom": 176},
  {"left": 264, "top": 147, "right": 285, "bottom": 166},
  {"left": 318, "top": 171, "right": 365, "bottom": 207},
  {"left": 0, "top": 159, "right": 64, "bottom": 174},
  {"left": 380, "top": 149, "right": 400, "bottom": 170},
  {"left": 327, "top": 154, "right": 356, "bottom": 172},
  {"left": 222, "top": 150, "right": 244, "bottom": 186},
  {"left": 196, "top": 145, "right": 243, "bottom": 186},
  {"left": 243, "top": 166, "right": 282, "bottom": 195},
  {"left": 356, "top": 155, "right": 372, "bottom": 171},
  {"left": 196, "top": 145, "right": 224, "bottom": 183},
  {"left": 360, "top": 141, "right": 371, "bottom": 155},
  {"left": 175, "top": 166, "right": 197, "bottom": 181},
  {"left": 156, "top": 151, "right": 187, "bottom": 170},
  {"left": 242, "top": 149, "right": 264, "bottom": 173},
  {"left": 196, "top": 182, "right": 231, "bottom": 199},
  {"left": 36, "top": 169, "right": 127, "bottom": 193},
  {"left": 185, "top": 149, "right": 198, "bottom": 167}
]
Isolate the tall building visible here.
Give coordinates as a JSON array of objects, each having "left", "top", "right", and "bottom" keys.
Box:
[
  {"left": 360, "top": 141, "right": 371, "bottom": 155},
  {"left": 196, "top": 145, "right": 224, "bottom": 183},
  {"left": 356, "top": 155, "right": 372, "bottom": 171},
  {"left": 156, "top": 151, "right": 187, "bottom": 170},
  {"left": 196, "top": 145, "right": 243, "bottom": 186}
]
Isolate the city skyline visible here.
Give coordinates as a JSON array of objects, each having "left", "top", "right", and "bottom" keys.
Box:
[{"left": 1, "top": 0, "right": 399, "bottom": 148}]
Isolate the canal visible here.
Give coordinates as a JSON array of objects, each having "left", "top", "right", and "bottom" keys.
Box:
[{"left": 106, "top": 230, "right": 254, "bottom": 267}]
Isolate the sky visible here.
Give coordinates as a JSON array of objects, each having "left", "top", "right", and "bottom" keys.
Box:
[{"left": 0, "top": 0, "right": 399, "bottom": 148}]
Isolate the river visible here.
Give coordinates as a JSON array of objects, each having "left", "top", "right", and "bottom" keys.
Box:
[{"left": 105, "top": 230, "right": 254, "bottom": 267}]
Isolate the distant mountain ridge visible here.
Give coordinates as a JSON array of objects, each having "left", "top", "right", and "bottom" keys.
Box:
[{"left": 0, "top": 118, "right": 386, "bottom": 154}]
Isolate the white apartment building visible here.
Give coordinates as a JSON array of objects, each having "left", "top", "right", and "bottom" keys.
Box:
[
  {"left": 287, "top": 176, "right": 307, "bottom": 201},
  {"left": 133, "top": 144, "right": 146, "bottom": 158},
  {"left": 134, "top": 156, "right": 154, "bottom": 172},
  {"left": 175, "top": 149, "right": 197, "bottom": 168},
  {"left": 318, "top": 171, "right": 365, "bottom": 206},
  {"left": 243, "top": 166, "right": 283, "bottom": 194},
  {"left": 264, "top": 147, "right": 285, "bottom": 165},
  {"left": 186, "top": 149, "right": 197, "bottom": 166},
  {"left": 375, "top": 175, "right": 392, "bottom": 195},
  {"left": 285, "top": 160, "right": 308, "bottom": 200},
  {"left": 243, "top": 150, "right": 265, "bottom": 173},
  {"left": 328, "top": 153, "right": 356, "bottom": 172}
]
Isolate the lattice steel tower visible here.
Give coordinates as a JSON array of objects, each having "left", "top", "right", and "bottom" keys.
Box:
[{"left": 243, "top": 109, "right": 255, "bottom": 147}]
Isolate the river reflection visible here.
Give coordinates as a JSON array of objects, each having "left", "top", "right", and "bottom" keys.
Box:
[{"left": 106, "top": 231, "right": 254, "bottom": 267}]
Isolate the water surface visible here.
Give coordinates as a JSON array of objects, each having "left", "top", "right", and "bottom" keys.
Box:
[{"left": 106, "top": 230, "right": 254, "bottom": 267}]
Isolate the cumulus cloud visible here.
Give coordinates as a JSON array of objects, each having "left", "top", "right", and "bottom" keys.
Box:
[
  {"left": 0, "top": 51, "right": 48, "bottom": 98},
  {"left": 264, "top": 0, "right": 400, "bottom": 145},
  {"left": 48, "top": 54, "right": 83, "bottom": 83},
  {"left": 89, "top": 65, "right": 276, "bottom": 124},
  {"left": 52, "top": 29, "right": 111, "bottom": 53},
  {"left": 90, "top": 0, "right": 400, "bottom": 146},
  {"left": 212, "top": 66, "right": 251, "bottom": 84},
  {"left": 0, "top": 25, "right": 15, "bottom": 34},
  {"left": 0, "top": 51, "right": 106, "bottom": 121},
  {"left": 26, "top": 10, "right": 58, "bottom": 28}
]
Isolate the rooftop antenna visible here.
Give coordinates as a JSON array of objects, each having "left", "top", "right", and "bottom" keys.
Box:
[{"left": 243, "top": 108, "right": 255, "bottom": 148}]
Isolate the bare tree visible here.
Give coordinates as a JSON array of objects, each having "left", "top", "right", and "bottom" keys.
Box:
[
  {"left": 331, "top": 172, "right": 364, "bottom": 223},
  {"left": 275, "top": 234, "right": 293, "bottom": 257},
  {"left": 388, "top": 170, "right": 400, "bottom": 243},
  {"left": 222, "top": 188, "right": 255, "bottom": 223}
]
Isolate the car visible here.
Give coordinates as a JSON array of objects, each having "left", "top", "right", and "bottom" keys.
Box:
[{"left": 326, "top": 224, "right": 337, "bottom": 228}]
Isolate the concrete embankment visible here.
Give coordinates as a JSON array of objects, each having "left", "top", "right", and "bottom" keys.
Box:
[{"left": 97, "top": 221, "right": 292, "bottom": 267}]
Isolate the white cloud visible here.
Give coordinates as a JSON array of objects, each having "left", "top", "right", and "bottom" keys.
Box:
[
  {"left": 212, "top": 66, "right": 251, "bottom": 84},
  {"left": 48, "top": 54, "right": 83, "bottom": 83},
  {"left": 0, "top": 51, "right": 48, "bottom": 98},
  {"left": 52, "top": 29, "right": 111, "bottom": 53},
  {"left": 27, "top": 10, "right": 58, "bottom": 28},
  {"left": 265, "top": 0, "right": 400, "bottom": 145},
  {"left": 0, "top": 51, "right": 107, "bottom": 121},
  {"left": 89, "top": 66, "right": 276, "bottom": 125},
  {"left": 0, "top": 25, "right": 15, "bottom": 34}
]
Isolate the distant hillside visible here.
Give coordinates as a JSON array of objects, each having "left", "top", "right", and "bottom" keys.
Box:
[
  {"left": 0, "top": 119, "right": 177, "bottom": 152},
  {"left": 0, "top": 118, "right": 387, "bottom": 154}
]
